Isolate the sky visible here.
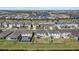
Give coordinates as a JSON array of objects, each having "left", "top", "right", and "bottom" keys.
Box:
[
  {"left": 0, "top": 0, "right": 78, "bottom": 10},
  {"left": 0, "top": 0, "right": 79, "bottom": 7},
  {"left": 0, "top": 7, "right": 79, "bottom": 10}
]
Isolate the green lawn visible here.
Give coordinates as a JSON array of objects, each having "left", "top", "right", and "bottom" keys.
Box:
[{"left": 0, "top": 39, "right": 79, "bottom": 50}]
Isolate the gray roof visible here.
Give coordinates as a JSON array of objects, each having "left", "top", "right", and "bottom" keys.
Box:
[
  {"left": 21, "top": 30, "right": 33, "bottom": 34},
  {"left": 39, "top": 23, "right": 54, "bottom": 26},
  {"left": 47, "top": 30, "right": 60, "bottom": 34},
  {"left": 24, "top": 22, "right": 32, "bottom": 26},
  {"left": 7, "top": 30, "right": 33, "bottom": 39},
  {"left": 0, "top": 30, "right": 12, "bottom": 38},
  {"left": 7, "top": 30, "right": 21, "bottom": 39},
  {"left": 32, "top": 22, "right": 39, "bottom": 26},
  {"left": 56, "top": 22, "right": 78, "bottom": 25},
  {"left": 34, "top": 30, "right": 47, "bottom": 34}
]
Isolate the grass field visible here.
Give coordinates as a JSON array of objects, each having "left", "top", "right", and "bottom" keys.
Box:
[{"left": 0, "top": 39, "right": 79, "bottom": 50}]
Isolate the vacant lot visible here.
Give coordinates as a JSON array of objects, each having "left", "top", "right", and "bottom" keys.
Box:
[{"left": 0, "top": 39, "right": 79, "bottom": 50}]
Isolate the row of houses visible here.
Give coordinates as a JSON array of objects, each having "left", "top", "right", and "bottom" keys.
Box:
[
  {"left": 0, "top": 29, "right": 79, "bottom": 42},
  {"left": 0, "top": 13, "right": 70, "bottom": 19},
  {"left": 0, "top": 21, "right": 79, "bottom": 30},
  {"left": 1, "top": 12, "right": 79, "bottom": 19}
]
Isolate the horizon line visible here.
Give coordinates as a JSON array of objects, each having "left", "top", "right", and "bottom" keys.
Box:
[{"left": 0, "top": 7, "right": 78, "bottom": 10}]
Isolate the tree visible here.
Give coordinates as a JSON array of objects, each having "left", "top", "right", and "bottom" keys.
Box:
[{"left": 32, "top": 32, "right": 35, "bottom": 44}]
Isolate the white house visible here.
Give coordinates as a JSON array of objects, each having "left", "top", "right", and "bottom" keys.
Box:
[
  {"left": 34, "top": 30, "right": 48, "bottom": 38},
  {"left": 24, "top": 22, "right": 32, "bottom": 30},
  {"left": 59, "top": 30, "right": 71, "bottom": 39},
  {"left": 47, "top": 30, "right": 61, "bottom": 39},
  {"left": 47, "top": 30, "right": 71, "bottom": 39},
  {"left": 2, "top": 22, "right": 8, "bottom": 28},
  {"left": 56, "top": 22, "right": 78, "bottom": 29},
  {"left": 32, "top": 22, "right": 39, "bottom": 30}
]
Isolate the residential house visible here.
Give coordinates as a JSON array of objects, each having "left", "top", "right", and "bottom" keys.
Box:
[
  {"left": 39, "top": 22, "right": 55, "bottom": 30},
  {"left": 47, "top": 30, "right": 61, "bottom": 39},
  {"left": 24, "top": 22, "right": 32, "bottom": 30},
  {"left": 6, "top": 30, "right": 21, "bottom": 40},
  {"left": 32, "top": 22, "right": 40, "bottom": 30},
  {"left": 56, "top": 22, "right": 78, "bottom": 29},
  {"left": 47, "top": 30, "right": 71, "bottom": 39},
  {"left": 19, "top": 30, "right": 32, "bottom": 42},
  {"left": 0, "top": 30, "right": 13, "bottom": 39},
  {"left": 59, "top": 30, "right": 71, "bottom": 39},
  {"left": 34, "top": 30, "right": 48, "bottom": 38},
  {"left": 15, "top": 22, "right": 24, "bottom": 28},
  {"left": 8, "top": 22, "right": 14, "bottom": 28},
  {"left": 70, "top": 14, "right": 79, "bottom": 19},
  {"left": 71, "top": 30, "right": 79, "bottom": 41},
  {"left": 2, "top": 22, "right": 8, "bottom": 28}
]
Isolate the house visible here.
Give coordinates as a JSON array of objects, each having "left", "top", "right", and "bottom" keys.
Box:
[
  {"left": 71, "top": 30, "right": 79, "bottom": 41},
  {"left": 2, "top": 22, "right": 8, "bottom": 28},
  {"left": 34, "top": 30, "right": 48, "bottom": 38},
  {"left": 47, "top": 30, "right": 71, "bottom": 39},
  {"left": 32, "top": 22, "right": 39, "bottom": 30},
  {"left": 19, "top": 22, "right": 25, "bottom": 28},
  {"left": 47, "top": 30, "right": 61, "bottom": 39},
  {"left": 0, "top": 30, "right": 13, "bottom": 39},
  {"left": 15, "top": 22, "right": 24, "bottom": 28},
  {"left": 6, "top": 30, "right": 33, "bottom": 42},
  {"left": 34, "top": 30, "right": 49, "bottom": 43},
  {"left": 20, "top": 34, "right": 32, "bottom": 42},
  {"left": 56, "top": 14, "right": 70, "bottom": 19},
  {"left": 6, "top": 30, "right": 21, "bottom": 40},
  {"left": 49, "top": 13, "right": 70, "bottom": 19},
  {"left": 8, "top": 22, "right": 24, "bottom": 29},
  {"left": 45, "top": 23, "right": 55, "bottom": 30},
  {"left": 21, "top": 34, "right": 32, "bottom": 42},
  {"left": 70, "top": 14, "right": 79, "bottom": 19},
  {"left": 76, "top": 22, "right": 79, "bottom": 28},
  {"left": 20, "top": 30, "right": 32, "bottom": 42},
  {"left": 59, "top": 30, "right": 71, "bottom": 39},
  {"left": 15, "top": 22, "right": 21, "bottom": 28},
  {"left": 39, "top": 22, "right": 55, "bottom": 30},
  {"left": 34, "top": 30, "right": 71, "bottom": 39},
  {"left": 71, "top": 33, "right": 79, "bottom": 41},
  {"left": 24, "top": 22, "right": 32, "bottom": 30},
  {"left": 8, "top": 22, "right": 14, "bottom": 28},
  {"left": 56, "top": 22, "right": 78, "bottom": 29}
]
